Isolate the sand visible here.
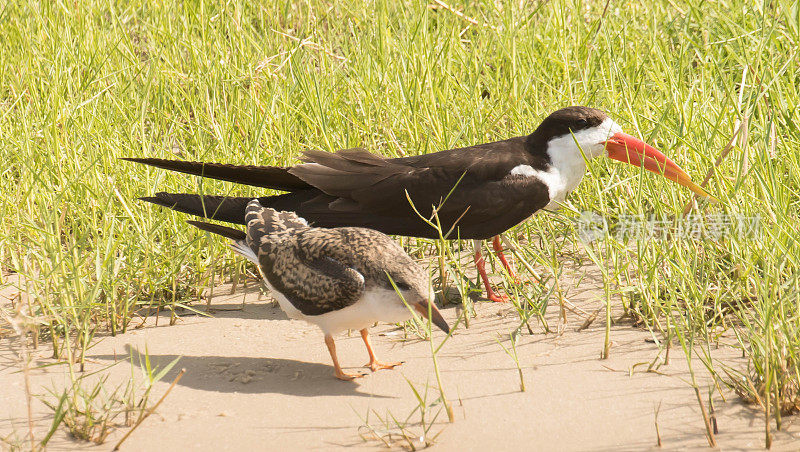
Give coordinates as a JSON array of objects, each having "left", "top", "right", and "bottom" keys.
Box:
[{"left": 2, "top": 269, "right": 800, "bottom": 451}]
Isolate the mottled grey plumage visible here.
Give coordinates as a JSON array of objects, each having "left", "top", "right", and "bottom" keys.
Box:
[
  {"left": 188, "top": 200, "right": 450, "bottom": 380},
  {"left": 240, "top": 201, "right": 429, "bottom": 317}
]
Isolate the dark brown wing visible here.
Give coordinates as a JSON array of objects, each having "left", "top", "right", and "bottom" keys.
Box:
[
  {"left": 122, "top": 158, "right": 310, "bottom": 191},
  {"left": 186, "top": 220, "right": 247, "bottom": 240},
  {"left": 141, "top": 193, "right": 268, "bottom": 224},
  {"left": 248, "top": 221, "right": 364, "bottom": 316},
  {"left": 286, "top": 138, "right": 551, "bottom": 239},
  {"left": 131, "top": 138, "right": 551, "bottom": 239}
]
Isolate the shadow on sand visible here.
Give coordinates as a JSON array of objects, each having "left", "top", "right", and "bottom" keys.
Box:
[{"left": 90, "top": 344, "right": 390, "bottom": 399}]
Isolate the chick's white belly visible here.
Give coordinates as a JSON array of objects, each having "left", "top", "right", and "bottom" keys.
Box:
[{"left": 262, "top": 278, "right": 412, "bottom": 335}]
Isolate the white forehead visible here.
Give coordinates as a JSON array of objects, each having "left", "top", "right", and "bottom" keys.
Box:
[
  {"left": 599, "top": 117, "right": 623, "bottom": 136},
  {"left": 546, "top": 117, "right": 623, "bottom": 159},
  {"left": 509, "top": 117, "right": 624, "bottom": 207}
]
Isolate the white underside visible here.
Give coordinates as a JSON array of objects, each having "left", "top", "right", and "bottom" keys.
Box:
[
  {"left": 510, "top": 163, "right": 580, "bottom": 209},
  {"left": 510, "top": 117, "right": 623, "bottom": 209},
  {"left": 261, "top": 278, "right": 414, "bottom": 336}
]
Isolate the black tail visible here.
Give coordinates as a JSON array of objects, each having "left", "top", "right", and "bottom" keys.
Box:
[
  {"left": 186, "top": 220, "right": 247, "bottom": 240},
  {"left": 121, "top": 157, "right": 311, "bottom": 191}
]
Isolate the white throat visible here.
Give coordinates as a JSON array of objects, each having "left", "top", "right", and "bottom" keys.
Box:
[{"left": 510, "top": 118, "right": 622, "bottom": 209}]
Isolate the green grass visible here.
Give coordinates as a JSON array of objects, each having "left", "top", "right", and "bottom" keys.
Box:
[{"left": 1, "top": 0, "right": 799, "bottom": 446}]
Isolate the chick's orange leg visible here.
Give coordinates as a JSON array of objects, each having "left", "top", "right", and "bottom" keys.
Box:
[
  {"left": 361, "top": 329, "right": 402, "bottom": 371},
  {"left": 325, "top": 334, "right": 364, "bottom": 381}
]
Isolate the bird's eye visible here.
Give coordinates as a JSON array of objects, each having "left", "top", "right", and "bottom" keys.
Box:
[
  {"left": 576, "top": 118, "right": 588, "bottom": 128},
  {"left": 393, "top": 281, "right": 411, "bottom": 291}
]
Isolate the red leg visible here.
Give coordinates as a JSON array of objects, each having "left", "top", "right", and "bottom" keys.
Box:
[
  {"left": 492, "top": 235, "right": 520, "bottom": 282},
  {"left": 474, "top": 240, "right": 509, "bottom": 302}
]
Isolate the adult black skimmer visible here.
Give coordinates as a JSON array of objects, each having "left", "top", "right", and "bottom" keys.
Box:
[
  {"left": 125, "top": 106, "right": 714, "bottom": 302},
  {"left": 190, "top": 200, "right": 450, "bottom": 380}
]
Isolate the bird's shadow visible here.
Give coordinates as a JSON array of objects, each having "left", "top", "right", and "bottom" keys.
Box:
[{"left": 90, "top": 344, "right": 389, "bottom": 398}]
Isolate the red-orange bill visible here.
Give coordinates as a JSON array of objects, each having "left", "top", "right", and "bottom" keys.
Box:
[{"left": 604, "top": 132, "right": 718, "bottom": 202}]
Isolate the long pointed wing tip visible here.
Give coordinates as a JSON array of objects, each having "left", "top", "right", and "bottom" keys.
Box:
[{"left": 137, "top": 195, "right": 172, "bottom": 208}]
